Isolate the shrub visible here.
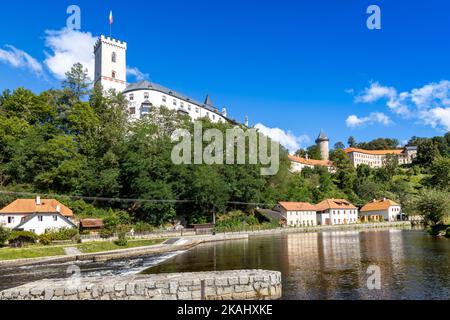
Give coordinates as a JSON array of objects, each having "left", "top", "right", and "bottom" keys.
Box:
[
  {"left": 8, "top": 231, "right": 38, "bottom": 247},
  {"left": 38, "top": 233, "right": 52, "bottom": 246},
  {"left": 115, "top": 232, "right": 128, "bottom": 247},
  {"left": 100, "top": 228, "right": 114, "bottom": 239},
  {"left": 46, "top": 228, "right": 79, "bottom": 241},
  {"left": 133, "top": 222, "right": 155, "bottom": 233},
  {"left": 0, "top": 226, "right": 11, "bottom": 246}
]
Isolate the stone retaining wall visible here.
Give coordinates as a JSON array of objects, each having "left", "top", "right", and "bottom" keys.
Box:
[{"left": 0, "top": 270, "right": 281, "bottom": 301}]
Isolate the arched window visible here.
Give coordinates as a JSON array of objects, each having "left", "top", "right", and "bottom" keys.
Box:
[
  {"left": 112, "top": 71, "right": 116, "bottom": 79},
  {"left": 112, "top": 52, "right": 116, "bottom": 63}
]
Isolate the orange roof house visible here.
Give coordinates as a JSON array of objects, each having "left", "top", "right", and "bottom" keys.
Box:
[
  {"left": 277, "top": 202, "right": 317, "bottom": 211},
  {"left": 0, "top": 198, "right": 74, "bottom": 217},
  {"left": 361, "top": 199, "right": 400, "bottom": 212},
  {"left": 344, "top": 148, "right": 404, "bottom": 156},
  {"left": 315, "top": 199, "right": 357, "bottom": 212}
]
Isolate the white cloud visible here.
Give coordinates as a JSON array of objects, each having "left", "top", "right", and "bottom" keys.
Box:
[
  {"left": 254, "top": 123, "right": 310, "bottom": 153},
  {"left": 346, "top": 112, "right": 392, "bottom": 128},
  {"left": 353, "top": 80, "right": 450, "bottom": 131},
  {"left": 127, "top": 66, "right": 149, "bottom": 81},
  {"left": 355, "top": 82, "right": 410, "bottom": 116},
  {"left": 43, "top": 28, "right": 97, "bottom": 80},
  {"left": 0, "top": 45, "right": 43, "bottom": 76}
]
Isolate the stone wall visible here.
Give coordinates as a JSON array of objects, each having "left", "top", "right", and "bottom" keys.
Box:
[{"left": 0, "top": 270, "right": 282, "bottom": 301}]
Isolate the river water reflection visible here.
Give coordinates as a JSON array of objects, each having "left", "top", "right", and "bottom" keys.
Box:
[{"left": 146, "top": 229, "right": 450, "bottom": 300}]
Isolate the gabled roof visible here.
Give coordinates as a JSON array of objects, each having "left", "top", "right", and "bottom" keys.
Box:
[
  {"left": 315, "top": 199, "right": 357, "bottom": 211},
  {"left": 13, "top": 213, "right": 77, "bottom": 230},
  {"left": 80, "top": 219, "right": 104, "bottom": 228},
  {"left": 0, "top": 199, "right": 73, "bottom": 217},
  {"left": 278, "top": 202, "right": 317, "bottom": 211},
  {"left": 344, "top": 148, "right": 404, "bottom": 156},
  {"left": 361, "top": 199, "right": 400, "bottom": 212},
  {"left": 288, "top": 155, "right": 333, "bottom": 168}
]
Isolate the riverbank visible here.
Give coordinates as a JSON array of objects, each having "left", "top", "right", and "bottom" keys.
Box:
[
  {"left": 0, "top": 221, "right": 411, "bottom": 267},
  {"left": 0, "top": 233, "right": 249, "bottom": 268}
]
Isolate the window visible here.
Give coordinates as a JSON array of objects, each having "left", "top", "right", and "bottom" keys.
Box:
[
  {"left": 180, "top": 102, "right": 184, "bottom": 108},
  {"left": 144, "top": 92, "right": 149, "bottom": 99},
  {"left": 53, "top": 215, "right": 58, "bottom": 222},
  {"left": 162, "top": 96, "right": 167, "bottom": 103},
  {"left": 188, "top": 105, "right": 192, "bottom": 111},
  {"left": 129, "top": 107, "right": 136, "bottom": 115},
  {"left": 173, "top": 99, "right": 177, "bottom": 106},
  {"left": 38, "top": 216, "right": 44, "bottom": 222},
  {"left": 8, "top": 217, "right": 14, "bottom": 224},
  {"left": 112, "top": 52, "right": 117, "bottom": 63},
  {"left": 112, "top": 71, "right": 116, "bottom": 79},
  {"left": 212, "top": 114, "right": 216, "bottom": 120},
  {"left": 129, "top": 94, "right": 134, "bottom": 101},
  {"left": 196, "top": 107, "right": 199, "bottom": 113}
]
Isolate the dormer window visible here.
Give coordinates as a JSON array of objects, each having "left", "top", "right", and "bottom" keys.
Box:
[{"left": 112, "top": 52, "right": 117, "bottom": 63}]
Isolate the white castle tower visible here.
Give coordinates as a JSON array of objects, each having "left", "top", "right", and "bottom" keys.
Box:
[
  {"left": 316, "top": 129, "right": 330, "bottom": 161},
  {"left": 94, "top": 35, "right": 127, "bottom": 92}
]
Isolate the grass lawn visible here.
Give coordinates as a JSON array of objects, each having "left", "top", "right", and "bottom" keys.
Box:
[
  {"left": 76, "top": 239, "right": 165, "bottom": 254},
  {"left": 0, "top": 239, "right": 165, "bottom": 261},
  {"left": 0, "top": 246, "right": 66, "bottom": 261}
]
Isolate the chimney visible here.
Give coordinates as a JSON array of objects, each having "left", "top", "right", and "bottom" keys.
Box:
[
  {"left": 56, "top": 205, "right": 61, "bottom": 213},
  {"left": 245, "top": 115, "right": 249, "bottom": 128},
  {"left": 222, "top": 107, "right": 228, "bottom": 117},
  {"left": 383, "top": 197, "right": 387, "bottom": 202},
  {"left": 36, "top": 196, "right": 41, "bottom": 206},
  {"left": 306, "top": 154, "right": 310, "bottom": 161}
]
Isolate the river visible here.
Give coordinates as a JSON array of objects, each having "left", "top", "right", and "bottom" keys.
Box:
[
  {"left": 146, "top": 228, "right": 449, "bottom": 300},
  {"left": 0, "top": 228, "right": 449, "bottom": 299}
]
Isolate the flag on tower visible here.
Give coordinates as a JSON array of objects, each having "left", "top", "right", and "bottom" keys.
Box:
[{"left": 109, "top": 10, "right": 113, "bottom": 25}]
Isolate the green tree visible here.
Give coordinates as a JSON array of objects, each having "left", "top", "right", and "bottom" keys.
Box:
[
  {"left": 348, "top": 136, "right": 357, "bottom": 148},
  {"left": 414, "top": 139, "right": 440, "bottom": 167},
  {"left": 427, "top": 157, "right": 450, "bottom": 191},
  {"left": 334, "top": 142, "right": 345, "bottom": 150},
  {"left": 0, "top": 226, "right": 11, "bottom": 246},
  {"left": 416, "top": 190, "right": 448, "bottom": 226},
  {"left": 63, "top": 63, "right": 91, "bottom": 99}
]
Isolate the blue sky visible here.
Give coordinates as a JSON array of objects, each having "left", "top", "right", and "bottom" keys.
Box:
[{"left": 0, "top": 0, "right": 449, "bottom": 152}]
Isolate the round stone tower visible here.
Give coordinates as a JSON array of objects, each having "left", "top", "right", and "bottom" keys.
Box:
[{"left": 316, "top": 130, "right": 330, "bottom": 161}]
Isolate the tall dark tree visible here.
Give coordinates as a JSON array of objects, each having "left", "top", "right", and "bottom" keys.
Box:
[{"left": 63, "top": 63, "right": 91, "bottom": 99}]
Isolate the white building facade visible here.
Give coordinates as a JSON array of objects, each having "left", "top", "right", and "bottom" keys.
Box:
[
  {"left": 315, "top": 199, "right": 359, "bottom": 226},
  {"left": 360, "top": 199, "right": 402, "bottom": 222},
  {"left": 345, "top": 147, "right": 418, "bottom": 168},
  {"left": 274, "top": 202, "right": 317, "bottom": 227},
  {"left": 0, "top": 198, "right": 76, "bottom": 235}
]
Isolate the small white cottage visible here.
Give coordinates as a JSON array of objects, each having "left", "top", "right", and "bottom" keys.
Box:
[{"left": 0, "top": 197, "right": 76, "bottom": 235}]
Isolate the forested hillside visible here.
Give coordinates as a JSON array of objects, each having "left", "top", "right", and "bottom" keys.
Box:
[{"left": 0, "top": 64, "right": 449, "bottom": 228}]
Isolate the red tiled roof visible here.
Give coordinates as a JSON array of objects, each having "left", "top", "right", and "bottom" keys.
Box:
[
  {"left": 344, "top": 148, "right": 404, "bottom": 156},
  {"left": 288, "top": 155, "right": 333, "bottom": 167},
  {"left": 315, "top": 199, "right": 357, "bottom": 211},
  {"left": 0, "top": 199, "right": 73, "bottom": 217},
  {"left": 80, "top": 219, "right": 104, "bottom": 228},
  {"left": 361, "top": 199, "right": 400, "bottom": 212},
  {"left": 278, "top": 202, "right": 317, "bottom": 211}
]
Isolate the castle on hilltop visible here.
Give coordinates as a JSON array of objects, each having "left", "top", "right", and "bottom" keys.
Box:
[
  {"left": 289, "top": 130, "right": 418, "bottom": 172},
  {"left": 94, "top": 35, "right": 239, "bottom": 125}
]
